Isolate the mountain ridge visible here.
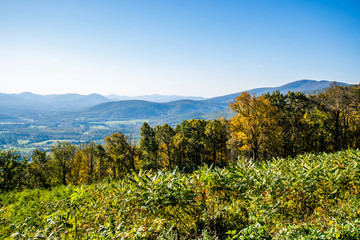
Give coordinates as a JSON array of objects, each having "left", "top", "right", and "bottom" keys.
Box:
[
  {"left": 0, "top": 79, "right": 355, "bottom": 154},
  {"left": 107, "top": 94, "right": 206, "bottom": 102},
  {"left": 70, "top": 79, "right": 350, "bottom": 122},
  {"left": 0, "top": 80, "right": 352, "bottom": 118},
  {"left": 206, "top": 79, "right": 350, "bottom": 104},
  {"left": 76, "top": 99, "right": 227, "bottom": 122},
  {"left": 0, "top": 92, "right": 111, "bottom": 112}
]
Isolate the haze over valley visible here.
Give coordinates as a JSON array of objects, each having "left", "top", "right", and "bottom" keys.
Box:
[{"left": 0, "top": 79, "right": 350, "bottom": 156}]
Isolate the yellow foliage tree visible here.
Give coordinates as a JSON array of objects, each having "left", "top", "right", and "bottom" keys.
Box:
[
  {"left": 71, "top": 150, "right": 86, "bottom": 185},
  {"left": 229, "top": 92, "right": 282, "bottom": 160}
]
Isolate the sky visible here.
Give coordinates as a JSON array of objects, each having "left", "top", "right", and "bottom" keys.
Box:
[{"left": 0, "top": 0, "right": 359, "bottom": 98}]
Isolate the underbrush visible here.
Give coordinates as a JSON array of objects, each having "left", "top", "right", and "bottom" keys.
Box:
[{"left": 1, "top": 149, "right": 360, "bottom": 239}]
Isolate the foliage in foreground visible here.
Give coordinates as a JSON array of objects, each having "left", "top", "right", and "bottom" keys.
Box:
[{"left": 1, "top": 149, "right": 360, "bottom": 239}]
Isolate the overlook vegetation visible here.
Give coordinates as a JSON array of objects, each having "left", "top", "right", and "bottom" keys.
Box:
[
  {"left": 1, "top": 150, "right": 360, "bottom": 239},
  {"left": 1, "top": 83, "right": 360, "bottom": 239}
]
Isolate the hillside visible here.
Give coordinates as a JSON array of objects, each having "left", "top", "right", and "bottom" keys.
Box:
[
  {"left": 0, "top": 80, "right": 348, "bottom": 119},
  {"left": 76, "top": 80, "right": 346, "bottom": 122},
  {"left": 0, "top": 92, "right": 111, "bottom": 113},
  {"left": 206, "top": 79, "right": 349, "bottom": 104},
  {"left": 75, "top": 99, "right": 227, "bottom": 121},
  {"left": 107, "top": 94, "right": 206, "bottom": 102}
]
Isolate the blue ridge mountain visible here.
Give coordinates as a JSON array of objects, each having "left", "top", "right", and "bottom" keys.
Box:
[
  {"left": 72, "top": 79, "right": 350, "bottom": 122},
  {"left": 106, "top": 94, "right": 206, "bottom": 102},
  {"left": 0, "top": 79, "right": 354, "bottom": 153},
  {"left": 0, "top": 92, "right": 111, "bottom": 113},
  {"left": 0, "top": 80, "right": 351, "bottom": 121},
  {"left": 206, "top": 79, "right": 349, "bottom": 104},
  {"left": 77, "top": 100, "right": 227, "bottom": 122}
]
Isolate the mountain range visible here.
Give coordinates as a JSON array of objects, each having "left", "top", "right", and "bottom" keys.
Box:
[
  {"left": 0, "top": 92, "right": 110, "bottom": 113},
  {"left": 106, "top": 94, "right": 206, "bottom": 102},
  {"left": 0, "top": 79, "right": 353, "bottom": 154},
  {"left": 76, "top": 99, "right": 228, "bottom": 124},
  {"left": 0, "top": 80, "right": 351, "bottom": 121},
  {"left": 72, "top": 79, "right": 350, "bottom": 122},
  {"left": 206, "top": 79, "right": 349, "bottom": 104}
]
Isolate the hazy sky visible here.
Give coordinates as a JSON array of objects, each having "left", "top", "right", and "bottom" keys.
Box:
[{"left": 1, "top": 0, "right": 359, "bottom": 97}]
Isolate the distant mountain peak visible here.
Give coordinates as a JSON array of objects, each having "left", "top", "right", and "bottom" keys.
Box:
[
  {"left": 0, "top": 80, "right": 352, "bottom": 116},
  {"left": 19, "top": 91, "right": 37, "bottom": 96},
  {"left": 206, "top": 79, "right": 350, "bottom": 104},
  {"left": 0, "top": 92, "right": 111, "bottom": 112}
]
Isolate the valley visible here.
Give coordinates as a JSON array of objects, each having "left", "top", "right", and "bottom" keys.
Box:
[{"left": 0, "top": 80, "right": 350, "bottom": 156}]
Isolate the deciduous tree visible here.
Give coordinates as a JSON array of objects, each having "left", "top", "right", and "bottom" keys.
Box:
[
  {"left": 140, "top": 122, "right": 160, "bottom": 170},
  {"left": 105, "top": 131, "right": 136, "bottom": 178},
  {"left": 0, "top": 150, "right": 26, "bottom": 192},
  {"left": 50, "top": 142, "right": 76, "bottom": 185},
  {"left": 230, "top": 92, "right": 282, "bottom": 160},
  {"left": 28, "top": 149, "right": 52, "bottom": 189}
]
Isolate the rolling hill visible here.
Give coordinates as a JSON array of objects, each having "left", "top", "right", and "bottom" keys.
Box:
[
  {"left": 106, "top": 94, "right": 206, "bottom": 102},
  {"left": 73, "top": 79, "right": 349, "bottom": 122},
  {"left": 206, "top": 79, "right": 349, "bottom": 104},
  {"left": 75, "top": 100, "right": 227, "bottom": 122},
  {"left": 0, "top": 80, "right": 348, "bottom": 118},
  {"left": 0, "top": 92, "right": 111, "bottom": 113}
]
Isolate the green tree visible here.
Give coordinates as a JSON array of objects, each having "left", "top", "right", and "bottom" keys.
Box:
[
  {"left": 0, "top": 150, "right": 27, "bottom": 192},
  {"left": 155, "top": 123, "right": 175, "bottom": 170},
  {"left": 187, "top": 119, "right": 207, "bottom": 168},
  {"left": 140, "top": 122, "right": 160, "bottom": 170},
  {"left": 267, "top": 91, "right": 311, "bottom": 157},
  {"left": 204, "top": 119, "right": 229, "bottom": 166},
  {"left": 50, "top": 142, "right": 76, "bottom": 185},
  {"left": 172, "top": 128, "right": 190, "bottom": 170},
  {"left": 105, "top": 131, "right": 136, "bottom": 178},
  {"left": 173, "top": 120, "right": 206, "bottom": 170},
  {"left": 95, "top": 144, "right": 109, "bottom": 180},
  {"left": 317, "top": 83, "right": 359, "bottom": 151},
  {"left": 27, "top": 148, "right": 52, "bottom": 189}
]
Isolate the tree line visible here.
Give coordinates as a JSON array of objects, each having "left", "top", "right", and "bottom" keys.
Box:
[{"left": 1, "top": 83, "right": 359, "bottom": 191}]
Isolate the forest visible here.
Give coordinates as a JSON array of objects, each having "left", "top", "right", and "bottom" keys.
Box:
[{"left": 1, "top": 83, "right": 360, "bottom": 239}]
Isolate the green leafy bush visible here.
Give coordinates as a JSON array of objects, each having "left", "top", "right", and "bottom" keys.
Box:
[{"left": 1, "top": 149, "right": 359, "bottom": 239}]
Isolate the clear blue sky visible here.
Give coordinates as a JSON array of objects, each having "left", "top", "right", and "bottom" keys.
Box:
[{"left": 0, "top": 0, "right": 359, "bottom": 97}]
